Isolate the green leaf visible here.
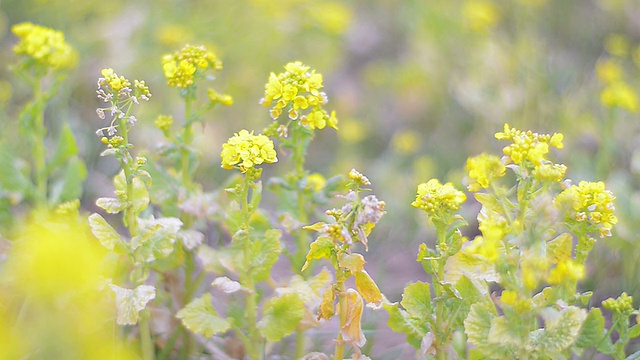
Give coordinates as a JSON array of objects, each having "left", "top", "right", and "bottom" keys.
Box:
[
  {"left": 547, "top": 233, "right": 573, "bottom": 264},
  {"left": 464, "top": 303, "right": 496, "bottom": 355},
  {"left": 46, "top": 123, "right": 79, "bottom": 174},
  {"left": 444, "top": 251, "right": 497, "bottom": 294},
  {"left": 249, "top": 229, "right": 282, "bottom": 282},
  {"left": 131, "top": 217, "right": 182, "bottom": 262},
  {"left": 130, "top": 176, "right": 150, "bottom": 214},
  {"left": 400, "top": 281, "right": 432, "bottom": 322},
  {"left": 383, "top": 302, "right": 426, "bottom": 348},
  {"left": 339, "top": 252, "right": 365, "bottom": 273},
  {"left": 629, "top": 324, "right": 640, "bottom": 339},
  {"left": 110, "top": 284, "right": 156, "bottom": 325},
  {"left": 177, "top": 293, "right": 231, "bottom": 337},
  {"left": 50, "top": 157, "right": 87, "bottom": 204},
  {"left": 257, "top": 293, "right": 305, "bottom": 342},
  {"left": 354, "top": 270, "right": 382, "bottom": 305},
  {"left": 302, "top": 236, "right": 334, "bottom": 271},
  {"left": 88, "top": 213, "right": 127, "bottom": 253},
  {"left": 178, "top": 229, "right": 204, "bottom": 250},
  {"left": 526, "top": 306, "right": 587, "bottom": 356},
  {"left": 474, "top": 193, "right": 507, "bottom": 215},
  {"left": 0, "top": 147, "right": 30, "bottom": 195},
  {"left": 626, "top": 350, "right": 640, "bottom": 360},
  {"left": 96, "top": 197, "right": 128, "bottom": 214},
  {"left": 576, "top": 308, "right": 605, "bottom": 349},
  {"left": 596, "top": 332, "right": 615, "bottom": 354}
]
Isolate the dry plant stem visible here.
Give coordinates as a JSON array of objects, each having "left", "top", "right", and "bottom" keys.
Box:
[{"left": 334, "top": 281, "right": 348, "bottom": 360}]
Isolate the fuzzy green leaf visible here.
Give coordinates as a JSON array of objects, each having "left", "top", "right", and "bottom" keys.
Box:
[
  {"left": 547, "top": 233, "right": 573, "bottom": 264},
  {"left": 626, "top": 350, "right": 640, "bottom": 360},
  {"left": 383, "top": 302, "right": 426, "bottom": 348},
  {"left": 88, "top": 213, "right": 126, "bottom": 253},
  {"left": 257, "top": 293, "right": 305, "bottom": 342},
  {"left": 474, "top": 193, "right": 507, "bottom": 215},
  {"left": 131, "top": 217, "right": 182, "bottom": 262},
  {"left": 96, "top": 197, "right": 127, "bottom": 214},
  {"left": 575, "top": 308, "right": 605, "bottom": 349},
  {"left": 110, "top": 284, "right": 156, "bottom": 325},
  {"left": 400, "top": 281, "right": 432, "bottom": 322},
  {"left": 302, "top": 236, "right": 334, "bottom": 271},
  {"left": 47, "top": 123, "right": 78, "bottom": 173},
  {"left": 464, "top": 303, "right": 496, "bottom": 355},
  {"left": 50, "top": 157, "right": 87, "bottom": 204},
  {"left": 0, "top": 149, "right": 29, "bottom": 195},
  {"left": 130, "top": 176, "right": 150, "bottom": 214},
  {"left": 444, "top": 251, "right": 497, "bottom": 294},
  {"left": 629, "top": 324, "right": 640, "bottom": 339},
  {"left": 249, "top": 229, "right": 282, "bottom": 282},
  {"left": 527, "top": 306, "right": 587, "bottom": 356},
  {"left": 177, "top": 293, "right": 230, "bottom": 337}
]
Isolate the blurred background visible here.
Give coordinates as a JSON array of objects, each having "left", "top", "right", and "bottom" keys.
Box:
[{"left": 1, "top": 0, "right": 640, "bottom": 357}]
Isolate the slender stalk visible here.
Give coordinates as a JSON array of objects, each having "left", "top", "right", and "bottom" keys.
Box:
[
  {"left": 334, "top": 281, "right": 347, "bottom": 360},
  {"left": 295, "top": 329, "right": 306, "bottom": 359},
  {"left": 181, "top": 97, "right": 194, "bottom": 186},
  {"left": 139, "top": 309, "right": 154, "bottom": 360},
  {"left": 31, "top": 77, "right": 47, "bottom": 207},
  {"left": 434, "top": 226, "right": 447, "bottom": 360}
]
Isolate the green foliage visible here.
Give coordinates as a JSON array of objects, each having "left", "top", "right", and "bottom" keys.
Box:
[
  {"left": 176, "top": 293, "right": 231, "bottom": 337},
  {"left": 257, "top": 293, "right": 305, "bottom": 342}
]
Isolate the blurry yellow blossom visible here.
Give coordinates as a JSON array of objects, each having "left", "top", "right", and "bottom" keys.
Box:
[
  {"left": 600, "top": 81, "right": 639, "bottom": 113},
  {"left": 154, "top": 115, "right": 173, "bottom": 132},
  {"left": 633, "top": 45, "right": 640, "bottom": 68},
  {"left": 547, "top": 259, "right": 584, "bottom": 285},
  {"left": 306, "top": 173, "right": 327, "bottom": 192},
  {"left": 338, "top": 119, "right": 367, "bottom": 143},
  {"left": 466, "top": 153, "right": 505, "bottom": 192},
  {"left": 207, "top": 88, "right": 233, "bottom": 106},
  {"left": 463, "top": 0, "right": 501, "bottom": 33},
  {"left": 412, "top": 179, "right": 466, "bottom": 223},
  {"left": 221, "top": 130, "right": 278, "bottom": 172},
  {"left": 532, "top": 162, "right": 567, "bottom": 183},
  {"left": 521, "top": 255, "right": 549, "bottom": 290},
  {"left": 495, "top": 124, "right": 563, "bottom": 166},
  {"left": 391, "top": 130, "right": 420, "bottom": 155},
  {"left": 596, "top": 59, "right": 623, "bottom": 84},
  {"left": 162, "top": 44, "right": 221, "bottom": 88},
  {"left": 556, "top": 181, "right": 617, "bottom": 238},
  {"left": 605, "top": 33, "right": 630, "bottom": 57},
  {"left": 464, "top": 235, "right": 499, "bottom": 261},
  {"left": 308, "top": 2, "right": 352, "bottom": 34},
  {"left": 12, "top": 22, "right": 77, "bottom": 70},
  {"left": 100, "top": 68, "right": 131, "bottom": 92},
  {"left": 155, "top": 24, "right": 192, "bottom": 46}
]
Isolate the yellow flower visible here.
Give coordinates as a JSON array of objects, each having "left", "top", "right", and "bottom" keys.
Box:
[
  {"left": 306, "top": 173, "right": 327, "bottom": 192},
  {"left": 221, "top": 130, "right": 278, "bottom": 173},
  {"left": 154, "top": 115, "right": 173, "bottom": 132},
  {"left": 495, "top": 124, "right": 563, "bottom": 166},
  {"left": 532, "top": 162, "right": 567, "bottom": 183},
  {"left": 466, "top": 153, "right": 505, "bottom": 192},
  {"left": 99, "top": 68, "right": 131, "bottom": 92},
  {"left": 162, "top": 44, "right": 221, "bottom": 88},
  {"left": 547, "top": 259, "right": 584, "bottom": 285},
  {"left": 605, "top": 33, "right": 630, "bottom": 57},
  {"left": 463, "top": 0, "right": 501, "bottom": 33},
  {"left": 596, "top": 59, "right": 623, "bottom": 84},
  {"left": 411, "top": 179, "right": 466, "bottom": 223},
  {"left": 556, "top": 181, "right": 618, "bottom": 237},
  {"left": 600, "top": 81, "right": 639, "bottom": 113},
  {"left": 391, "top": 130, "right": 420, "bottom": 155},
  {"left": 12, "top": 22, "right": 77, "bottom": 70}
]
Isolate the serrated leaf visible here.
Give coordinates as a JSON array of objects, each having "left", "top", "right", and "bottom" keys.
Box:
[
  {"left": 400, "top": 281, "right": 431, "bottom": 321},
  {"left": 88, "top": 213, "right": 126, "bottom": 253},
  {"left": 47, "top": 123, "right": 78, "bottom": 173},
  {"left": 474, "top": 193, "right": 506, "bottom": 215},
  {"left": 340, "top": 289, "right": 366, "bottom": 348},
  {"left": 464, "top": 303, "right": 495, "bottom": 354},
  {"left": 257, "top": 293, "right": 305, "bottom": 342},
  {"left": 576, "top": 308, "right": 605, "bottom": 349},
  {"left": 547, "top": 233, "right": 573, "bottom": 264},
  {"left": 353, "top": 270, "right": 382, "bottom": 305},
  {"left": 302, "top": 236, "right": 334, "bottom": 271},
  {"left": 339, "top": 252, "right": 365, "bottom": 273},
  {"left": 176, "top": 293, "right": 230, "bottom": 337},
  {"left": 527, "top": 306, "right": 586, "bottom": 355},
  {"left": 488, "top": 317, "right": 522, "bottom": 348},
  {"left": 96, "top": 197, "right": 127, "bottom": 214},
  {"left": 596, "top": 333, "right": 616, "bottom": 354},
  {"left": 248, "top": 229, "right": 282, "bottom": 283},
  {"left": 110, "top": 284, "right": 156, "bottom": 325},
  {"left": 131, "top": 217, "right": 182, "bottom": 262},
  {"left": 211, "top": 277, "right": 243, "bottom": 293},
  {"left": 383, "top": 302, "right": 426, "bottom": 348},
  {"left": 178, "top": 229, "right": 204, "bottom": 250},
  {"left": 444, "top": 252, "right": 497, "bottom": 294}
]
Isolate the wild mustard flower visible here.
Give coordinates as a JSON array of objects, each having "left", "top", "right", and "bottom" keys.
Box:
[
  {"left": 162, "top": 44, "right": 221, "bottom": 88},
  {"left": 604, "top": 33, "right": 631, "bottom": 58},
  {"left": 600, "top": 81, "right": 639, "bottom": 113},
  {"left": 495, "top": 123, "right": 563, "bottom": 166},
  {"left": 546, "top": 259, "right": 584, "bottom": 285},
  {"left": 154, "top": 114, "right": 174, "bottom": 132},
  {"left": 556, "top": 181, "right": 617, "bottom": 238},
  {"left": 596, "top": 59, "right": 623, "bottom": 85},
  {"left": 220, "top": 130, "right": 278, "bottom": 173},
  {"left": 466, "top": 153, "right": 505, "bottom": 191},
  {"left": 532, "top": 162, "right": 567, "bottom": 183},
  {"left": 602, "top": 293, "right": 634, "bottom": 315},
  {"left": 261, "top": 61, "right": 338, "bottom": 130},
  {"left": 12, "top": 22, "right": 77, "bottom": 70},
  {"left": 411, "top": 179, "right": 466, "bottom": 224},
  {"left": 462, "top": 0, "right": 501, "bottom": 33}
]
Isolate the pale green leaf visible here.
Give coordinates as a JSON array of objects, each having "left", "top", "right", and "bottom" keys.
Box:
[
  {"left": 47, "top": 123, "right": 79, "bottom": 173},
  {"left": 302, "top": 236, "right": 334, "bottom": 271},
  {"left": 474, "top": 193, "right": 507, "bottom": 215},
  {"left": 527, "top": 306, "right": 587, "bottom": 356},
  {"left": 249, "top": 229, "right": 282, "bottom": 282},
  {"left": 96, "top": 197, "right": 127, "bottom": 214},
  {"left": 176, "top": 293, "right": 230, "bottom": 337},
  {"left": 626, "top": 350, "right": 640, "bottom": 360},
  {"left": 49, "top": 157, "right": 87, "bottom": 204},
  {"left": 197, "top": 244, "right": 227, "bottom": 274},
  {"left": 444, "top": 251, "right": 497, "bottom": 294},
  {"left": 257, "top": 293, "right": 305, "bottom": 342},
  {"left": 178, "top": 229, "right": 204, "bottom": 250},
  {"left": 576, "top": 308, "right": 605, "bottom": 349},
  {"left": 110, "top": 284, "right": 156, "bottom": 325},
  {"left": 629, "top": 324, "right": 640, "bottom": 339},
  {"left": 211, "top": 277, "right": 244, "bottom": 294},
  {"left": 131, "top": 217, "right": 182, "bottom": 262},
  {"left": 547, "top": 233, "right": 573, "bottom": 264},
  {"left": 0, "top": 147, "right": 30, "bottom": 195},
  {"left": 400, "top": 281, "right": 431, "bottom": 321},
  {"left": 130, "top": 176, "right": 150, "bottom": 214},
  {"left": 275, "top": 268, "right": 333, "bottom": 307},
  {"left": 383, "top": 302, "right": 426, "bottom": 348},
  {"left": 488, "top": 317, "right": 522, "bottom": 348},
  {"left": 88, "top": 213, "right": 126, "bottom": 253},
  {"left": 464, "top": 303, "right": 496, "bottom": 355},
  {"left": 354, "top": 270, "right": 382, "bottom": 305}
]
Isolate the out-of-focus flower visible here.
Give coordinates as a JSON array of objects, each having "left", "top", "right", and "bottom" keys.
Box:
[
  {"left": 12, "top": 22, "right": 77, "bottom": 70},
  {"left": 466, "top": 153, "right": 505, "bottom": 192},
  {"left": 463, "top": 0, "right": 501, "bottom": 33},
  {"left": 162, "top": 44, "right": 221, "bottom": 88},
  {"left": 221, "top": 130, "right": 278, "bottom": 173},
  {"left": 600, "top": 81, "right": 639, "bottom": 113},
  {"left": 596, "top": 59, "right": 623, "bottom": 84},
  {"left": 605, "top": 33, "right": 630, "bottom": 58}
]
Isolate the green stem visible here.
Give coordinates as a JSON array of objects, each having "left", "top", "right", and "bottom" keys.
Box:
[
  {"left": 295, "top": 329, "right": 306, "bottom": 359},
  {"left": 139, "top": 309, "right": 154, "bottom": 360},
  {"left": 434, "top": 226, "right": 447, "bottom": 360},
  {"left": 32, "top": 78, "right": 47, "bottom": 207},
  {"left": 181, "top": 97, "right": 194, "bottom": 186},
  {"left": 335, "top": 281, "right": 347, "bottom": 360},
  {"left": 240, "top": 173, "right": 260, "bottom": 359}
]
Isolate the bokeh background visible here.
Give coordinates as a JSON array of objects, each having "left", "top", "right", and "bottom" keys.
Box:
[{"left": 1, "top": 0, "right": 640, "bottom": 357}]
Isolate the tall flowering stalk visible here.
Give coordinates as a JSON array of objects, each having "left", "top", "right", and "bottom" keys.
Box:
[{"left": 10, "top": 22, "right": 81, "bottom": 208}]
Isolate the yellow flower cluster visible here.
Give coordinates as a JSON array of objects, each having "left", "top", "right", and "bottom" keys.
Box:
[
  {"left": 556, "top": 181, "right": 618, "bottom": 238},
  {"left": 495, "top": 123, "right": 563, "bottom": 166},
  {"left": 602, "top": 292, "right": 634, "bottom": 315},
  {"left": 462, "top": 0, "right": 501, "bottom": 34},
  {"left": 600, "top": 81, "right": 639, "bottom": 113},
  {"left": 100, "top": 68, "right": 131, "bottom": 92},
  {"left": 532, "top": 162, "right": 567, "bottom": 183},
  {"left": 466, "top": 153, "right": 505, "bottom": 192},
  {"left": 546, "top": 259, "right": 584, "bottom": 285},
  {"left": 220, "top": 130, "right": 278, "bottom": 173},
  {"left": 12, "top": 22, "right": 77, "bottom": 70},
  {"left": 162, "top": 44, "right": 221, "bottom": 88},
  {"left": 261, "top": 61, "right": 338, "bottom": 130},
  {"left": 154, "top": 115, "right": 173, "bottom": 132},
  {"left": 411, "top": 179, "right": 466, "bottom": 223}
]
